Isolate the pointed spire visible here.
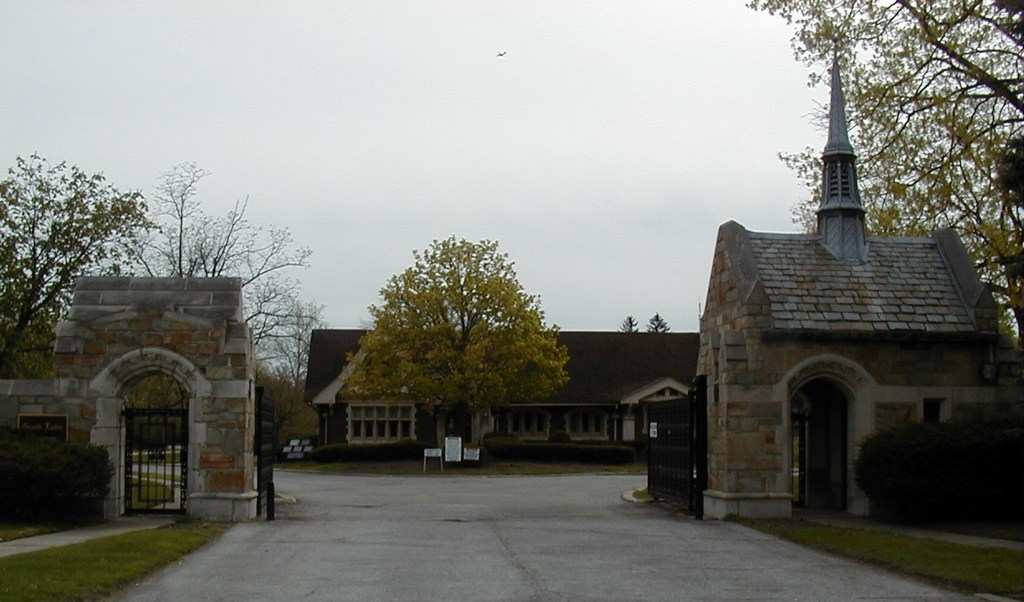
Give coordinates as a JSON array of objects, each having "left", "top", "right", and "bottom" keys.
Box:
[
  {"left": 817, "top": 55, "right": 867, "bottom": 263},
  {"left": 824, "top": 55, "right": 854, "bottom": 157}
]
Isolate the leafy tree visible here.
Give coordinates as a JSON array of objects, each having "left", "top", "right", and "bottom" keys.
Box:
[
  {"left": 0, "top": 155, "right": 148, "bottom": 377},
  {"left": 123, "top": 374, "right": 188, "bottom": 409},
  {"left": 131, "top": 162, "right": 312, "bottom": 345},
  {"left": 646, "top": 313, "right": 670, "bottom": 333},
  {"left": 255, "top": 298, "right": 327, "bottom": 442},
  {"left": 749, "top": 0, "right": 1024, "bottom": 338},
  {"left": 619, "top": 315, "right": 639, "bottom": 333},
  {"left": 346, "top": 237, "right": 569, "bottom": 437},
  {"left": 256, "top": 364, "right": 319, "bottom": 443},
  {"left": 996, "top": 136, "right": 1024, "bottom": 315}
]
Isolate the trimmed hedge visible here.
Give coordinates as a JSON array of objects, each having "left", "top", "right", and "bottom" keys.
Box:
[
  {"left": 482, "top": 438, "right": 636, "bottom": 464},
  {"left": 547, "top": 430, "right": 571, "bottom": 443},
  {"left": 575, "top": 438, "right": 647, "bottom": 454},
  {"left": 309, "top": 439, "right": 431, "bottom": 463},
  {"left": 0, "top": 427, "right": 112, "bottom": 519},
  {"left": 854, "top": 421, "right": 1023, "bottom": 520}
]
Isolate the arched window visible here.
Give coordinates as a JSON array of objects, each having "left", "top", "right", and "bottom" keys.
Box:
[
  {"left": 506, "top": 409, "right": 550, "bottom": 440},
  {"left": 566, "top": 409, "right": 608, "bottom": 439}
]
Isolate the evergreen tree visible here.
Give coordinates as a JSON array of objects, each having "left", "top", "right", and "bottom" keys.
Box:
[
  {"left": 646, "top": 313, "right": 670, "bottom": 333},
  {"left": 619, "top": 315, "right": 639, "bottom": 333}
]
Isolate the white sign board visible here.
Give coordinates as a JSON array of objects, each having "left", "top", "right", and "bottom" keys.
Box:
[
  {"left": 444, "top": 436, "right": 463, "bottom": 462},
  {"left": 463, "top": 447, "right": 481, "bottom": 462},
  {"left": 423, "top": 447, "right": 443, "bottom": 472},
  {"left": 649, "top": 422, "right": 658, "bottom": 439}
]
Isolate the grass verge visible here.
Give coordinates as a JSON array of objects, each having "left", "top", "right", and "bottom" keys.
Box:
[
  {"left": 0, "top": 521, "right": 225, "bottom": 602},
  {"left": 739, "top": 518, "right": 1024, "bottom": 599},
  {"left": 0, "top": 523, "right": 62, "bottom": 543},
  {"left": 282, "top": 459, "right": 647, "bottom": 476},
  {"left": 923, "top": 520, "right": 1024, "bottom": 543},
  {"left": 632, "top": 487, "right": 653, "bottom": 501}
]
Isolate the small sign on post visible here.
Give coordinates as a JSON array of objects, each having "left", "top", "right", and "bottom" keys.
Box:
[
  {"left": 444, "top": 436, "right": 463, "bottom": 462},
  {"left": 423, "top": 447, "right": 443, "bottom": 472}
]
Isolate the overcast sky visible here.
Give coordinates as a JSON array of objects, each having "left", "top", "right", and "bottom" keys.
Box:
[{"left": 1, "top": 1, "right": 830, "bottom": 333}]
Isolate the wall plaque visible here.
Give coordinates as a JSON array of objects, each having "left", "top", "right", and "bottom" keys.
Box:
[{"left": 17, "top": 414, "right": 69, "bottom": 441}]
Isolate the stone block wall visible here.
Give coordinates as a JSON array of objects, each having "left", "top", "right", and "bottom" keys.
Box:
[
  {"left": 0, "top": 277, "right": 258, "bottom": 521},
  {"left": 699, "top": 222, "right": 1020, "bottom": 519}
]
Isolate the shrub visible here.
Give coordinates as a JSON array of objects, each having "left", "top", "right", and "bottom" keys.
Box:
[
  {"left": 482, "top": 438, "right": 635, "bottom": 464},
  {"left": 855, "top": 421, "right": 1023, "bottom": 520},
  {"left": 482, "top": 431, "right": 518, "bottom": 442},
  {"left": 0, "top": 427, "right": 112, "bottom": 519},
  {"left": 309, "top": 439, "right": 430, "bottom": 463},
  {"left": 547, "top": 430, "right": 571, "bottom": 443},
  {"left": 575, "top": 438, "right": 646, "bottom": 454}
]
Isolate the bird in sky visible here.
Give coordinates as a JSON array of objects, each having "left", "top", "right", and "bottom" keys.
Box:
[{"left": 497, "top": 51, "right": 506, "bottom": 57}]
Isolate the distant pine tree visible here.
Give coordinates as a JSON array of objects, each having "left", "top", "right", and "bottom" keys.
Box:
[
  {"left": 646, "top": 313, "right": 670, "bottom": 333},
  {"left": 619, "top": 315, "right": 639, "bottom": 333}
]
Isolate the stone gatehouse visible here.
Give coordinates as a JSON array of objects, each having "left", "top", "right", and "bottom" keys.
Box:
[
  {"left": 697, "top": 62, "right": 1020, "bottom": 519},
  {"left": 0, "top": 277, "right": 258, "bottom": 521}
]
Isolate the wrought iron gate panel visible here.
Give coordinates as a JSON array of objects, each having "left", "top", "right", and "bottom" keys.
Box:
[
  {"left": 124, "top": 408, "right": 187, "bottom": 514},
  {"left": 647, "top": 398, "right": 693, "bottom": 503},
  {"left": 255, "top": 384, "right": 275, "bottom": 519},
  {"left": 647, "top": 376, "right": 707, "bottom": 516}
]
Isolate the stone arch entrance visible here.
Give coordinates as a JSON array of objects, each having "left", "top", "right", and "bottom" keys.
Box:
[
  {"left": 51, "top": 277, "right": 258, "bottom": 521},
  {"left": 90, "top": 348, "right": 209, "bottom": 515},
  {"left": 785, "top": 356, "right": 865, "bottom": 512},
  {"left": 790, "top": 379, "right": 848, "bottom": 509}
]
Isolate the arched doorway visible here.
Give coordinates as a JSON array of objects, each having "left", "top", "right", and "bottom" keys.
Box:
[
  {"left": 122, "top": 373, "right": 190, "bottom": 514},
  {"left": 791, "top": 379, "right": 848, "bottom": 510}
]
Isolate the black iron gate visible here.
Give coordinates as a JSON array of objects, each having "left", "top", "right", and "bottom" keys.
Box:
[
  {"left": 255, "top": 384, "right": 275, "bottom": 520},
  {"left": 647, "top": 375, "right": 707, "bottom": 517},
  {"left": 124, "top": 407, "right": 188, "bottom": 514}
]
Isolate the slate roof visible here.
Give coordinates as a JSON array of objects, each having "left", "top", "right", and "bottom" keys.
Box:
[
  {"left": 541, "top": 332, "right": 699, "bottom": 405},
  {"left": 303, "top": 330, "right": 700, "bottom": 405},
  {"left": 723, "top": 58, "right": 997, "bottom": 342},
  {"left": 731, "top": 225, "right": 999, "bottom": 339}
]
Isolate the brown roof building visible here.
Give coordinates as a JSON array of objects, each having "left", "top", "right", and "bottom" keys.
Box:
[{"left": 305, "top": 330, "right": 699, "bottom": 445}]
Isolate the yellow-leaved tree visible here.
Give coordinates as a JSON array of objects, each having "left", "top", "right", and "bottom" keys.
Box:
[{"left": 345, "top": 237, "right": 569, "bottom": 440}]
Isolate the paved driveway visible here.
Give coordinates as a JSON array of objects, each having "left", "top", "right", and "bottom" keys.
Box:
[{"left": 113, "top": 471, "right": 971, "bottom": 601}]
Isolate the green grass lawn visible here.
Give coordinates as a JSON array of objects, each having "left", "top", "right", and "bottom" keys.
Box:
[
  {"left": 282, "top": 459, "right": 648, "bottom": 476},
  {"left": 922, "top": 520, "right": 1024, "bottom": 543},
  {"left": 0, "top": 523, "right": 62, "bottom": 543},
  {"left": 739, "top": 518, "right": 1024, "bottom": 599},
  {"left": 0, "top": 521, "right": 225, "bottom": 602},
  {"left": 129, "top": 481, "right": 175, "bottom": 509}
]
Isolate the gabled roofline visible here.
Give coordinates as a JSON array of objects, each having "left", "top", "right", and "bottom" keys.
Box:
[
  {"left": 309, "top": 349, "right": 363, "bottom": 406},
  {"left": 719, "top": 221, "right": 769, "bottom": 306},
  {"left": 620, "top": 377, "right": 690, "bottom": 405},
  {"left": 933, "top": 228, "right": 1000, "bottom": 332},
  {"left": 310, "top": 380, "right": 342, "bottom": 406}
]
